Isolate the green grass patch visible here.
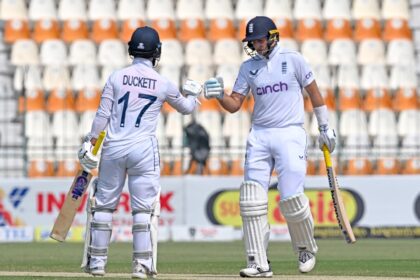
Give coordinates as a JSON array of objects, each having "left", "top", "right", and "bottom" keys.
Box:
[{"left": 0, "top": 239, "right": 419, "bottom": 278}]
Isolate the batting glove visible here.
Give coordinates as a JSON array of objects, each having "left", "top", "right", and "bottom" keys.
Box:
[
  {"left": 318, "top": 125, "right": 336, "bottom": 152},
  {"left": 203, "top": 77, "right": 224, "bottom": 100},
  {"left": 182, "top": 79, "right": 202, "bottom": 97},
  {"left": 77, "top": 141, "right": 99, "bottom": 173}
]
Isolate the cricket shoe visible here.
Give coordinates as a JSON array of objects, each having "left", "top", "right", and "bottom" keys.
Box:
[
  {"left": 298, "top": 249, "right": 316, "bottom": 273},
  {"left": 132, "top": 260, "right": 156, "bottom": 279},
  {"left": 86, "top": 266, "right": 105, "bottom": 277},
  {"left": 239, "top": 263, "right": 273, "bottom": 278}
]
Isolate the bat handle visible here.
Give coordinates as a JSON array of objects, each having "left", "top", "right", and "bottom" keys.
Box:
[
  {"left": 92, "top": 131, "right": 106, "bottom": 156},
  {"left": 322, "top": 145, "right": 332, "bottom": 168}
]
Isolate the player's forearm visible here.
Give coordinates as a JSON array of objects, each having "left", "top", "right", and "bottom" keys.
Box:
[
  {"left": 89, "top": 97, "right": 112, "bottom": 140},
  {"left": 305, "top": 81, "right": 328, "bottom": 127},
  {"left": 305, "top": 81, "right": 325, "bottom": 109},
  {"left": 218, "top": 93, "right": 243, "bottom": 113},
  {"left": 169, "top": 95, "right": 198, "bottom": 114}
]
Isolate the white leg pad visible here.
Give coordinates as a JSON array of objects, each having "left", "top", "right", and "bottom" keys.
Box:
[
  {"left": 89, "top": 212, "right": 112, "bottom": 271},
  {"left": 81, "top": 180, "right": 96, "bottom": 270},
  {"left": 240, "top": 181, "right": 270, "bottom": 270},
  {"left": 132, "top": 193, "right": 160, "bottom": 278},
  {"left": 150, "top": 194, "right": 160, "bottom": 274},
  {"left": 280, "top": 193, "right": 318, "bottom": 254}
]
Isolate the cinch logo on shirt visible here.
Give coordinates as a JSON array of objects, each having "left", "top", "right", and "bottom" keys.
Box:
[{"left": 256, "top": 81, "right": 289, "bottom": 95}]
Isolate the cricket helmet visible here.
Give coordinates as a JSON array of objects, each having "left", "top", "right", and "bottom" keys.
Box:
[{"left": 128, "top": 26, "right": 162, "bottom": 66}]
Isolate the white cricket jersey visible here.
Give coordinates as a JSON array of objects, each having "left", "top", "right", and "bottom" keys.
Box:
[
  {"left": 101, "top": 58, "right": 197, "bottom": 159},
  {"left": 233, "top": 45, "right": 315, "bottom": 128}
]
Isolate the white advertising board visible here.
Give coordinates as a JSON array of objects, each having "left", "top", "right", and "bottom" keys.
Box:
[{"left": 1, "top": 176, "right": 420, "bottom": 234}]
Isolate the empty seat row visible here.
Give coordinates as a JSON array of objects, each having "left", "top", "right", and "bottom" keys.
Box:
[
  {"left": 4, "top": 16, "right": 412, "bottom": 44},
  {"left": 0, "top": 0, "right": 410, "bottom": 21},
  {"left": 10, "top": 37, "right": 416, "bottom": 70}
]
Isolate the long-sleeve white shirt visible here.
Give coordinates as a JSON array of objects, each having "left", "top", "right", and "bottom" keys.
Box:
[{"left": 90, "top": 58, "right": 197, "bottom": 159}]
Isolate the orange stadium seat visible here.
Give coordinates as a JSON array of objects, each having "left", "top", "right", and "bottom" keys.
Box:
[
  {"left": 18, "top": 89, "right": 45, "bottom": 112},
  {"left": 321, "top": 88, "right": 336, "bottom": 111},
  {"left": 393, "top": 88, "right": 419, "bottom": 112},
  {"left": 383, "top": 19, "right": 412, "bottom": 41},
  {"left": 56, "top": 160, "right": 79, "bottom": 177},
  {"left": 229, "top": 158, "right": 245, "bottom": 176},
  {"left": 178, "top": 19, "right": 206, "bottom": 42},
  {"left": 338, "top": 88, "right": 362, "bottom": 111},
  {"left": 46, "top": 88, "right": 75, "bottom": 113},
  {"left": 28, "top": 160, "right": 55, "bottom": 177},
  {"left": 75, "top": 88, "right": 100, "bottom": 112},
  {"left": 151, "top": 19, "right": 177, "bottom": 40},
  {"left": 325, "top": 19, "right": 352, "bottom": 42},
  {"left": 4, "top": 20, "right": 30, "bottom": 43},
  {"left": 274, "top": 18, "right": 293, "bottom": 39},
  {"left": 61, "top": 20, "right": 89, "bottom": 42},
  {"left": 120, "top": 19, "right": 145, "bottom": 42},
  {"left": 342, "top": 158, "right": 373, "bottom": 175},
  {"left": 306, "top": 159, "right": 316, "bottom": 175},
  {"left": 402, "top": 158, "right": 420, "bottom": 174},
  {"left": 354, "top": 19, "right": 381, "bottom": 42},
  {"left": 208, "top": 18, "right": 236, "bottom": 41},
  {"left": 91, "top": 19, "right": 118, "bottom": 43},
  {"left": 295, "top": 19, "right": 323, "bottom": 41},
  {"left": 375, "top": 158, "right": 401, "bottom": 175},
  {"left": 237, "top": 18, "right": 248, "bottom": 40},
  {"left": 363, "top": 88, "right": 392, "bottom": 112},
  {"left": 33, "top": 19, "right": 60, "bottom": 43},
  {"left": 162, "top": 158, "right": 184, "bottom": 176}
]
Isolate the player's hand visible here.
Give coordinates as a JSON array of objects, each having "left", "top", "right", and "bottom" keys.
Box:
[
  {"left": 203, "top": 77, "right": 224, "bottom": 99},
  {"left": 318, "top": 125, "right": 336, "bottom": 152},
  {"left": 182, "top": 79, "right": 202, "bottom": 97},
  {"left": 77, "top": 141, "right": 99, "bottom": 173}
]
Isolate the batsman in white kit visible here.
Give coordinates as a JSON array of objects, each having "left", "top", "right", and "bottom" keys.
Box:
[
  {"left": 77, "top": 26, "right": 202, "bottom": 278},
  {"left": 204, "top": 16, "right": 336, "bottom": 277}
]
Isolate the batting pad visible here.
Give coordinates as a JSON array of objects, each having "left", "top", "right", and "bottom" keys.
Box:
[
  {"left": 240, "top": 181, "right": 270, "bottom": 270},
  {"left": 280, "top": 193, "right": 318, "bottom": 254},
  {"left": 150, "top": 195, "right": 160, "bottom": 274}
]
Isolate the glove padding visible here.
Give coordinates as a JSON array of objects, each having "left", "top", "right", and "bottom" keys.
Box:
[
  {"left": 182, "top": 79, "right": 202, "bottom": 97},
  {"left": 318, "top": 125, "right": 336, "bottom": 152},
  {"left": 78, "top": 141, "right": 99, "bottom": 173},
  {"left": 203, "top": 77, "right": 224, "bottom": 99}
]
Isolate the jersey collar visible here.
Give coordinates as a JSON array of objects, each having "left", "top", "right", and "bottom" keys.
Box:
[
  {"left": 132, "top": 57, "right": 153, "bottom": 67},
  {"left": 267, "top": 44, "right": 281, "bottom": 60}
]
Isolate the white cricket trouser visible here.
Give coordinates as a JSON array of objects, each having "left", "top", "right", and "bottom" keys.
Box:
[
  {"left": 95, "top": 136, "right": 161, "bottom": 211},
  {"left": 244, "top": 125, "right": 307, "bottom": 199}
]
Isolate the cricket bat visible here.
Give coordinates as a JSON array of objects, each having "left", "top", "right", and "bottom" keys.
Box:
[
  {"left": 50, "top": 131, "right": 106, "bottom": 242},
  {"left": 322, "top": 145, "right": 356, "bottom": 244}
]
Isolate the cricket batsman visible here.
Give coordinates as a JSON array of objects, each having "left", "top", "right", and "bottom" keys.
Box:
[
  {"left": 78, "top": 26, "right": 202, "bottom": 278},
  {"left": 203, "top": 16, "right": 336, "bottom": 277}
]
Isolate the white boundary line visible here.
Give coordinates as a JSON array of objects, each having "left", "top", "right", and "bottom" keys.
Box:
[{"left": 0, "top": 271, "right": 418, "bottom": 280}]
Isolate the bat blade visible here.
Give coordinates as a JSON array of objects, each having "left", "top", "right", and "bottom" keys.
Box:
[
  {"left": 50, "top": 131, "right": 106, "bottom": 242},
  {"left": 322, "top": 146, "right": 356, "bottom": 244},
  {"left": 50, "top": 170, "right": 92, "bottom": 242}
]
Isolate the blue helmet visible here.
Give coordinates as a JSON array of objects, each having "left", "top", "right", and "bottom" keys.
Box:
[
  {"left": 242, "top": 16, "right": 278, "bottom": 43},
  {"left": 128, "top": 26, "right": 162, "bottom": 65}
]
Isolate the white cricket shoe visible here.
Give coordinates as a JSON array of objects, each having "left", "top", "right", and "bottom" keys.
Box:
[
  {"left": 239, "top": 263, "right": 273, "bottom": 278},
  {"left": 298, "top": 250, "right": 316, "bottom": 273},
  {"left": 88, "top": 266, "right": 105, "bottom": 277},
  {"left": 132, "top": 260, "right": 156, "bottom": 279}
]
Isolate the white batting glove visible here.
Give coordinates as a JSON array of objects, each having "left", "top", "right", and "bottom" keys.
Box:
[
  {"left": 203, "top": 77, "right": 224, "bottom": 99},
  {"left": 318, "top": 125, "right": 336, "bottom": 152},
  {"left": 182, "top": 79, "right": 202, "bottom": 97},
  {"left": 77, "top": 141, "right": 99, "bottom": 173}
]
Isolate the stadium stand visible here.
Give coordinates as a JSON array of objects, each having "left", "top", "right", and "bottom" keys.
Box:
[{"left": 0, "top": 0, "right": 419, "bottom": 177}]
